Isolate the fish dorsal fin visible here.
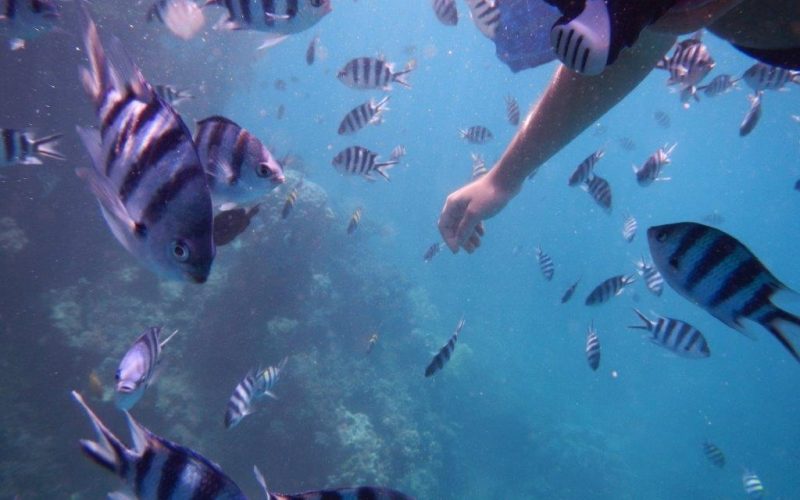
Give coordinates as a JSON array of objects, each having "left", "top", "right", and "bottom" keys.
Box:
[
  {"left": 106, "top": 37, "right": 153, "bottom": 103},
  {"left": 72, "top": 390, "right": 130, "bottom": 469},
  {"left": 124, "top": 411, "right": 150, "bottom": 455},
  {"left": 159, "top": 329, "right": 179, "bottom": 348}
]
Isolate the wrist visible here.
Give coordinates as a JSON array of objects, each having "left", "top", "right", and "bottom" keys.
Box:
[{"left": 486, "top": 162, "right": 524, "bottom": 198}]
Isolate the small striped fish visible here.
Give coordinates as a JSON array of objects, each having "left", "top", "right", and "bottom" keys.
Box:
[
  {"left": 0, "top": 128, "right": 64, "bottom": 166},
  {"left": 702, "top": 441, "right": 725, "bottom": 468},
  {"left": 629, "top": 309, "right": 710, "bottom": 358},
  {"left": 585, "top": 323, "right": 601, "bottom": 371},
  {"left": 505, "top": 94, "right": 520, "bottom": 126},
  {"left": 743, "top": 62, "right": 800, "bottom": 92},
  {"left": 213, "top": 204, "right": 260, "bottom": 246},
  {"left": 337, "top": 96, "right": 390, "bottom": 135},
  {"left": 618, "top": 136, "right": 636, "bottom": 151},
  {"left": 561, "top": 279, "right": 580, "bottom": 304},
  {"left": 115, "top": 326, "right": 178, "bottom": 410},
  {"left": 337, "top": 57, "right": 415, "bottom": 90},
  {"left": 742, "top": 470, "right": 765, "bottom": 499},
  {"left": 698, "top": 74, "right": 739, "bottom": 97},
  {"left": 225, "top": 357, "right": 288, "bottom": 429},
  {"left": 332, "top": 146, "right": 398, "bottom": 181},
  {"left": 647, "top": 222, "right": 800, "bottom": 362},
  {"left": 471, "top": 153, "right": 487, "bottom": 179},
  {"left": 635, "top": 257, "right": 664, "bottom": 296},
  {"left": 585, "top": 275, "right": 635, "bottom": 306},
  {"left": 465, "top": 0, "right": 500, "bottom": 40},
  {"left": 208, "top": 0, "right": 331, "bottom": 35},
  {"left": 568, "top": 149, "right": 604, "bottom": 186},
  {"left": 656, "top": 33, "right": 715, "bottom": 89},
  {"left": 145, "top": 0, "right": 204, "bottom": 40},
  {"left": 459, "top": 125, "right": 493, "bottom": 144},
  {"left": 425, "top": 317, "right": 465, "bottom": 377},
  {"left": 739, "top": 92, "right": 762, "bottom": 137},
  {"left": 282, "top": 181, "right": 302, "bottom": 219},
  {"left": 654, "top": 110, "right": 671, "bottom": 129},
  {"left": 535, "top": 246, "right": 554, "bottom": 281},
  {"left": 582, "top": 174, "right": 612, "bottom": 212},
  {"left": 634, "top": 143, "right": 677, "bottom": 186},
  {"left": 153, "top": 83, "right": 193, "bottom": 106},
  {"left": 432, "top": 0, "right": 458, "bottom": 26},
  {"left": 347, "top": 207, "right": 362, "bottom": 234},
  {"left": 622, "top": 213, "right": 637, "bottom": 242},
  {"left": 389, "top": 145, "right": 406, "bottom": 162},
  {"left": 72, "top": 391, "right": 248, "bottom": 499},
  {"left": 306, "top": 35, "right": 318, "bottom": 65},
  {"left": 424, "top": 242, "right": 443, "bottom": 262}
]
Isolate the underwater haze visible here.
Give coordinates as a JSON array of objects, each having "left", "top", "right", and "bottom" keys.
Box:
[{"left": 1, "top": 0, "right": 800, "bottom": 499}]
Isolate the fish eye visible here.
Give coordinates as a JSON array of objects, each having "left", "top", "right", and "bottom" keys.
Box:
[
  {"left": 115, "top": 369, "right": 121, "bottom": 381},
  {"left": 310, "top": 0, "right": 323, "bottom": 6},
  {"left": 171, "top": 240, "right": 190, "bottom": 262},
  {"left": 656, "top": 230, "right": 667, "bottom": 242},
  {"left": 256, "top": 163, "right": 274, "bottom": 178}
]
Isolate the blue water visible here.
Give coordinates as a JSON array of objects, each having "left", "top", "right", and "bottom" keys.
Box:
[{"left": 1, "top": 1, "right": 799, "bottom": 498}]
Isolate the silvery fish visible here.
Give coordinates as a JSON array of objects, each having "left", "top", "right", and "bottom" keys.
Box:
[
  {"left": 0, "top": 129, "right": 64, "bottom": 166},
  {"left": 742, "top": 470, "right": 765, "bottom": 499},
  {"left": 332, "top": 146, "right": 398, "bottom": 181},
  {"left": 739, "top": 92, "right": 762, "bottom": 137},
  {"left": 561, "top": 279, "right": 580, "bottom": 304},
  {"left": 622, "top": 213, "right": 637, "bottom": 243},
  {"left": 225, "top": 357, "right": 288, "bottom": 429},
  {"left": 337, "top": 57, "right": 415, "bottom": 90},
  {"left": 585, "top": 274, "right": 635, "bottom": 306},
  {"left": 194, "top": 115, "right": 285, "bottom": 205},
  {"left": 582, "top": 174, "right": 612, "bottom": 212},
  {"left": 423, "top": 242, "right": 443, "bottom": 262},
  {"left": 347, "top": 207, "right": 362, "bottom": 234},
  {"left": 634, "top": 143, "right": 677, "bottom": 186},
  {"left": 656, "top": 32, "right": 715, "bottom": 89},
  {"left": 629, "top": 309, "right": 710, "bottom": 358},
  {"left": 115, "top": 326, "right": 178, "bottom": 411},
  {"left": 0, "top": 0, "right": 60, "bottom": 51},
  {"left": 425, "top": 317, "right": 465, "bottom": 377},
  {"left": 213, "top": 203, "right": 260, "bottom": 246},
  {"left": 635, "top": 257, "right": 664, "bottom": 296},
  {"left": 585, "top": 322, "right": 600, "bottom": 371},
  {"left": 505, "top": 94, "right": 520, "bottom": 126},
  {"left": 432, "top": 0, "right": 457, "bottom": 26},
  {"left": 702, "top": 441, "right": 725, "bottom": 468},
  {"left": 153, "top": 84, "right": 193, "bottom": 107},
  {"left": 743, "top": 62, "right": 799, "bottom": 92},
  {"left": 337, "top": 96, "right": 390, "bottom": 136},
  {"left": 568, "top": 149, "right": 603, "bottom": 186},
  {"left": 146, "top": 0, "right": 205, "bottom": 41},
  {"left": 535, "top": 246, "right": 554, "bottom": 281},
  {"left": 459, "top": 125, "right": 493, "bottom": 144},
  {"left": 698, "top": 74, "right": 739, "bottom": 97},
  {"left": 76, "top": 4, "right": 215, "bottom": 283}
]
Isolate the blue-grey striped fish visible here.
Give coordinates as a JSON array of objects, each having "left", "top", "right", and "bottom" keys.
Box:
[
  {"left": 337, "top": 57, "right": 414, "bottom": 90},
  {"left": 115, "top": 326, "right": 179, "bottom": 411},
  {"left": 332, "top": 146, "right": 398, "bottom": 181},
  {"left": 76, "top": 3, "right": 215, "bottom": 283},
  {"left": 585, "top": 274, "right": 635, "bottom": 306},
  {"left": 146, "top": 0, "right": 205, "bottom": 40},
  {"left": 535, "top": 246, "right": 554, "bottom": 281},
  {"left": 568, "top": 149, "right": 604, "bottom": 186},
  {"left": 424, "top": 242, "right": 443, "bottom": 262},
  {"left": 465, "top": 0, "right": 500, "bottom": 39},
  {"left": 153, "top": 83, "right": 193, "bottom": 107},
  {"left": 505, "top": 94, "right": 520, "bottom": 126},
  {"left": 656, "top": 32, "right": 715, "bottom": 89},
  {"left": 622, "top": 213, "right": 637, "bottom": 242},
  {"left": 389, "top": 145, "right": 406, "bottom": 162},
  {"left": 347, "top": 207, "right": 361, "bottom": 234},
  {"left": 634, "top": 143, "right": 677, "bottom": 186},
  {"left": 629, "top": 309, "right": 710, "bottom": 358},
  {"left": 742, "top": 470, "right": 765, "bottom": 499},
  {"left": 337, "top": 96, "right": 390, "bottom": 135},
  {"left": 743, "top": 62, "right": 799, "bottom": 92},
  {"left": 585, "top": 322, "right": 600, "bottom": 371},
  {"left": 653, "top": 110, "right": 671, "bottom": 129},
  {"left": 425, "top": 317, "right": 465, "bottom": 377},
  {"left": 213, "top": 203, "right": 260, "bottom": 246},
  {"left": 306, "top": 34, "right": 318, "bottom": 65},
  {"left": 635, "top": 257, "right": 664, "bottom": 296},
  {"left": 207, "top": 0, "right": 332, "bottom": 36},
  {"left": 195, "top": 115, "right": 285, "bottom": 205},
  {"left": 561, "top": 279, "right": 579, "bottom": 304},
  {"left": 0, "top": 128, "right": 64, "bottom": 166},
  {"left": 432, "top": 0, "right": 457, "bottom": 26},
  {"left": 72, "top": 390, "right": 248, "bottom": 499},
  {"left": 702, "top": 441, "right": 725, "bottom": 468},
  {"left": 582, "top": 174, "right": 612, "bottom": 212},
  {"left": 739, "top": 92, "right": 762, "bottom": 137},
  {"left": 470, "top": 153, "right": 487, "bottom": 179},
  {"left": 225, "top": 357, "right": 288, "bottom": 429},
  {"left": 647, "top": 222, "right": 800, "bottom": 362},
  {"left": 617, "top": 136, "right": 635, "bottom": 151},
  {"left": 459, "top": 125, "right": 493, "bottom": 144},
  {"left": 698, "top": 74, "right": 739, "bottom": 97},
  {"left": 0, "top": 0, "right": 60, "bottom": 50}
]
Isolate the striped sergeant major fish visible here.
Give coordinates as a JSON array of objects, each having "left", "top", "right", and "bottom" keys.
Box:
[
  {"left": 535, "top": 246, "right": 554, "bottom": 281},
  {"left": 698, "top": 74, "right": 740, "bottom": 97},
  {"left": 465, "top": 0, "right": 500, "bottom": 40},
  {"left": 432, "top": 0, "right": 457, "bottom": 26},
  {"left": 629, "top": 309, "right": 710, "bottom": 359},
  {"left": 388, "top": 145, "right": 406, "bottom": 162},
  {"left": 459, "top": 125, "right": 493, "bottom": 144},
  {"left": 653, "top": 110, "right": 670, "bottom": 129},
  {"left": 0, "top": 0, "right": 60, "bottom": 51},
  {"left": 585, "top": 274, "right": 635, "bottom": 306},
  {"left": 1, "top": 128, "right": 64, "bottom": 166},
  {"left": 635, "top": 257, "right": 664, "bottom": 296},
  {"left": 153, "top": 84, "right": 194, "bottom": 107},
  {"left": 305, "top": 34, "right": 318, "bottom": 65},
  {"left": 585, "top": 322, "right": 600, "bottom": 371},
  {"left": 470, "top": 153, "right": 487, "bottom": 179},
  {"left": 146, "top": 0, "right": 205, "bottom": 41},
  {"left": 561, "top": 279, "right": 579, "bottom": 304},
  {"left": 423, "top": 242, "right": 443, "bottom": 262},
  {"left": 194, "top": 115, "right": 285, "bottom": 205},
  {"left": 115, "top": 326, "right": 179, "bottom": 411},
  {"left": 568, "top": 149, "right": 604, "bottom": 186},
  {"left": 281, "top": 180, "right": 302, "bottom": 219},
  {"left": 72, "top": 390, "right": 248, "bottom": 499},
  {"left": 742, "top": 470, "right": 765, "bottom": 499},
  {"left": 582, "top": 174, "right": 612, "bottom": 213},
  {"left": 743, "top": 62, "right": 799, "bottom": 92},
  {"left": 702, "top": 441, "right": 725, "bottom": 468},
  {"left": 337, "top": 57, "right": 416, "bottom": 91},
  {"left": 622, "top": 212, "right": 637, "bottom": 243},
  {"left": 655, "top": 31, "right": 715, "bottom": 89},
  {"left": 332, "top": 146, "right": 398, "bottom": 181},
  {"left": 76, "top": 3, "right": 215, "bottom": 283},
  {"left": 225, "top": 357, "right": 288, "bottom": 429},
  {"left": 346, "top": 207, "right": 361, "bottom": 235},
  {"left": 647, "top": 222, "right": 800, "bottom": 362},
  {"left": 207, "top": 0, "right": 332, "bottom": 43},
  {"left": 337, "top": 96, "right": 390, "bottom": 136},
  {"left": 213, "top": 203, "right": 261, "bottom": 246},
  {"left": 634, "top": 143, "right": 677, "bottom": 186},
  {"left": 253, "top": 466, "right": 414, "bottom": 500},
  {"left": 425, "top": 317, "right": 465, "bottom": 377},
  {"left": 739, "top": 92, "right": 762, "bottom": 137},
  {"left": 505, "top": 94, "right": 520, "bottom": 126}
]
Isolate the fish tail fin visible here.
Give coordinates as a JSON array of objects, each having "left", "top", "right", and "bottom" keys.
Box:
[
  {"left": 375, "top": 160, "right": 398, "bottom": 181},
  {"left": 258, "top": 35, "right": 288, "bottom": 51},
  {"left": 374, "top": 95, "right": 391, "bottom": 112},
  {"left": 762, "top": 307, "right": 800, "bottom": 363},
  {"left": 655, "top": 56, "right": 668, "bottom": 70},
  {"left": 78, "top": 1, "right": 110, "bottom": 108},
  {"left": 392, "top": 63, "right": 415, "bottom": 89},
  {"left": 628, "top": 308, "right": 651, "bottom": 330},
  {"left": 276, "top": 356, "right": 288, "bottom": 372},
  {"left": 72, "top": 391, "right": 133, "bottom": 477},
  {"left": 30, "top": 133, "right": 66, "bottom": 161}
]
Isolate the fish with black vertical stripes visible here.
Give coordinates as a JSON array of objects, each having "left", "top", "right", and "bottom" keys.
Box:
[
  {"left": 635, "top": 257, "right": 664, "bottom": 296},
  {"left": 332, "top": 146, "right": 398, "bottom": 181},
  {"left": 153, "top": 84, "right": 194, "bottom": 107},
  {"left": 423, "top": 242, "right": 443, "bottom": 262},
  {"left": 115, "top": 326, "right": 179, "bottom": 410},
  {"left": 698, "top": 74, "right": 739, "bottom": 97},
  {"left": 459, "top": 125, "right": 493, "bottom": 144},
  {"left": 337, "top": 57, "right": 415, "bottom": 90},
  {"left": 622, "top": 212, "right": 637, "bottom": 242},
  {"left": 389, "top": 145, "right": 406, "bottom": 162},
  {"left": 465, "top": 0, "right": 500, "bottom": 39},
  {"left": 305, "top": 34, "right": 318, "bottom": 65},
  {"left": 346, "top": 207, "right": 362, "bottom": 234},
  {"left": 432, "top": 0, "right": 458, "bottom": 26},
  {"left": 425, "top": 317, "right": 465, "bottom": 377},
  {"left": 225, "top": 357, "right": 288, "bottom": 429},
  {"left": 146, "top": 0, "right": 205, "bottom": 40},
  {"left": 535, "top": 246, "right": 554, "bottom": 281},
  {"left": 568, "top": 149, "right": 604, "bottom": 186},
  {"left": 653, "top": 111, "right": 671, "bottom": 129},
  {"left": 282, "top": 180, "right": 302, "bottom": 219},
  {"left": 655, "top": 32, "right": 715, "bottom": 91},
  {"left": 0, "top": 129, "right": 64, "bottom": 166},
  {"left": 629, "top": 309, "right": 710, "bottom": 358},
  {"left": 634, "top": 143, "right": 677, "bottom": 186},
  {"left": 0, "top": 0, "right": 60, "bottom": 51},
  {"left": 75, "top": 3, "right": 215, "bottom": 283},
  {"left": 585, "top": 275, "right": 635, "bottom": 305},
  {"left": 585, "top": 322, "right": 600, "bottom": 371},
  {"left": 582, "top": 174, "right": 612, "bottom": 212},
  {"left": 194, "top": 115, "right": 285, "bottom": 205},
  {"left": 743, "top": 62, "right": 799, "bottom": 92},
  {"left": 337, "top": 96, "right": 390, "bottom": 135},
  {"left": 742, "top": 470, "right": 765, "bottom": 499},
  {"left": 702, "top": 441, "right": 725, "bottom": 468},
  {"left": 648, "top": 222, "right": 800, "bottom": 362},
  {"left": 470, "top": 153, "right": 487, "bottom": 179},
  {"left": 561, "top": 279, "right": 579, "bottom": 304},
  {"left": 505, "top": 94, "right": 520, "bottom": 126},
  {"left": 213, "top": 203, "right": 261, "bottom": 246},
  {"left": 739, "top": 92, "right": 762, "bottom": 137}
]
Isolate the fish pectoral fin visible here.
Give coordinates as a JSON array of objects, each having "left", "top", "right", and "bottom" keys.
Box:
[
  {"left": 258, "top": 35, "right": 289, "bottom": 51},
  {"left": 76, "top": 167, "right": 145, "bottom": 238},
  {"left": 9, "top": 38, "right": 25, "bottom": 51},
  {"left": 262, "top": 390, "right": 278, "bottom": 400}
]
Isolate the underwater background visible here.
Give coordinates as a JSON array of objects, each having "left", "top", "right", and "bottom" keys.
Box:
[{"left": 1, "top": 1, "right": 800, "bottom": 498}]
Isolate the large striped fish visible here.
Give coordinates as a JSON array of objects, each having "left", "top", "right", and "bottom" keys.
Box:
[
  {"left": 115, "top": 326, "right": 179, "bottom": 411},
  {"left": 634, "top": 143, "right": 677, "bottom": 186},
  {"left": 459, "top": 125, "right": 493, "bottom": 144},
  {"left": 432, "top": 0, "right": 457, "bottom": 26},
  {"left": 225, "top": 357, "right": 288, "bottom": 429},
  {"left": 655, "top": 32, "right": 715, "bottom": 89},
  {"left": 629, "top": 309, "right": 710, "bottom": 358},
  {"left": 72, "top": 390, "right": 248, "bottom": 499},
  {"left": 194, "top": 115, "right": 285, "bottom": 205},
  {"left": 585, "top": 274, "right": 634, "bottom": 306},
  {"left": 0, "top": 128, "right": 64, "bottom": 166},
  {"left": 647, "top": 222, "right": 800, "bottom": 362},
  {"left": 76, "top": 3, "right": 215, "bottom": 283},
  {"left": 568, "top": 149, "right": 604, "bottom": 187},
  {"left": 698, "top": 74, "right": 739, "bottom": 97},
  {"left": 464, "top": 0, "right": 500, "bottom": 40},
  {"left": 332, "top": 146, "right": 397, "bottom": 181},
  {"left": 582, "top": 174, "right": 612, "bottom": 212},
  {"left": 743, "top": 62, "right": 799, "bottom": 92},
  {"left": 337, "top": 57, "right": 415, "bottom": 91},
  {"left": 337, "top": 96, "right": 390, "bottom": 136},
  {"left": 207, "top": 0, "right": 332, "bottom": 38},
  {"left": 0, "top": 0, "right": 60, "bottom": 51},
  {"left": 425, "top": 317, "right": 465, "bottom": 377},
  {"left": 585, "top": 322, "right": 600, "bottom": 371}
]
